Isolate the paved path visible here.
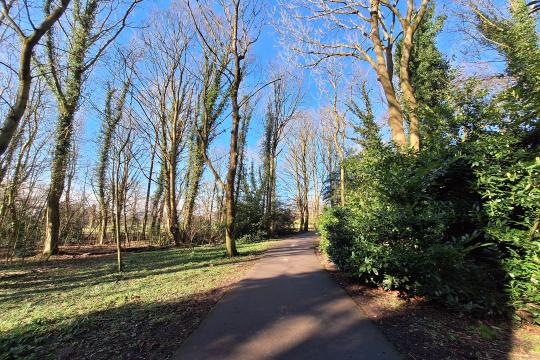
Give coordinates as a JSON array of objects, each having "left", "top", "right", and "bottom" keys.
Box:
[{"left": 174, "top": 232, "right": 401, "bottom": 360}]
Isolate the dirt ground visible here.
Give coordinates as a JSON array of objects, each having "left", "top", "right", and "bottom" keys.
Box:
[{"left": 316, "top": 249, "right": 540, "bottom": 360}]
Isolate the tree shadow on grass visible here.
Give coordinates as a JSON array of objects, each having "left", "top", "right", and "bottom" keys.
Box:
[
  {"left": 0, "top": 246, "right": 266, "bottom": 303},
  {"left": 0, "top": 287, "right": 230, "bottom": 360}
]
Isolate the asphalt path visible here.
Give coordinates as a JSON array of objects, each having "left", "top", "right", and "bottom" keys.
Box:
[{"left": 174, "top": 232, "right": 401, "bottom": 360}]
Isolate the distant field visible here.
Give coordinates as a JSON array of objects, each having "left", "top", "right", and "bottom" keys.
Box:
[{"left": 0, "top": 241, "right": 275, "bottom": 359}]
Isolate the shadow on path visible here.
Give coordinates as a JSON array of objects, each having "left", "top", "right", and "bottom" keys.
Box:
[{"left": 174, "top": 232, "right": 400, "bottom": 360}]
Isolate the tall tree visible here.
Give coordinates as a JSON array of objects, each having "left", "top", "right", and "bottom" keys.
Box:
[
  {"left": 138, "top": 7, "right": 193, "bottom": 245},
  {"left": 40, "top": 0, "right": 139, "bottom": 256},
  {"left": 182, "top": 49, "right": 230, "bottom": 241},
  {"left": 282, "top": 0, "right": 429, "bottom": 150},
  {"left": 260, "top": 76, "right": 301, "bottom": 235},
  {"left": 96, "top": 81, "right": 129, "bottom": 245},
  {"left": 190, "top": 0, "right": 261, "bottom": 256},
  {"left": 286, "top": 112, "right": 313, "bottom": 231},
  {"left": 319, "top": 112, "right": 339, "bottom": 206},
  {"left": 317, "top": 62, "right": 347, "bottom": 206},
  {"left": 110, "top": 117, "right": 133, "bottom": 271},
  {"left": 234, "top": 97, "right": 253, "bottom": 212},
  {"left": 0, "top": 0, "right": 70, "bottom": 157}
]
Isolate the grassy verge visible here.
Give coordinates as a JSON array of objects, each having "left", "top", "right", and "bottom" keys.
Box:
[{"left": 0, "top": 241, "right": 275, "bottom": 359}]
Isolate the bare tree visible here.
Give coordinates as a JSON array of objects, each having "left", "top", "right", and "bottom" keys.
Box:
[
  {"left": 281, "top": 0, "right": 429, "bottom": 150},
  {"left": 0, "top": 0, "right": 70, "bottom": 157},
  {"left": 285, "top": 112, "right": 314, "bottom": 231},
  {"left": 96, "top": 80, "right": 129, "bottom": 245},
  {"left": 319, "top": 109, "right": 340, "bottom": 206},
  {"left": 110, "top": 117, "right": 133, "bottom": 271},
  {"left": 309, "top": 122, "right": 323, "bottom": 227},
  {"left": 137, "top": 6, "right": 194, "bottom": 245},
  {"left": 39, "top": 0, "right": 140, "bottom": 256},
  {"left": 141, "top": 142, "right": 156, "bottom": 239},
  {"left": 189, "top": 0, "right": 262, "bottom": 256},
  {"left": 316, "top": 61, "right": 347, "bottom": 206},
  {"left": 260, "top": 73, "right": 302, "bottom": 235}
]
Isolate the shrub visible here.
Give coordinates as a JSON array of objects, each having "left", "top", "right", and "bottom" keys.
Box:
[
  {"left": 319, "top": 207, "right": 356, "bottom": 271},
  {"left": 237, "top": 230, "right": 268, "bottom": 244},
  {"left": 471, "top": 134, "right": 540, "bottom": 322},
  {"left": 319, "top": 142, "right": 521, "bottom": 317}
]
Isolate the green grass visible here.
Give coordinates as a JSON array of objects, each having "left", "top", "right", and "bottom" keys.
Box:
[
  {"left": 467, "top": 323, "right": 498, "bottom": 341},
  {"left": 0, "top": 241, "right": 275, "bottom": 359}
]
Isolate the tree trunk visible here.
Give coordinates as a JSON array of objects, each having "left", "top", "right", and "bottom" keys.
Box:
[
  {"left": 222, "top": 5, "right": 244, "bottom": 258},
  {"left": 268, "top": 157, "right": 277, "bottom": 235},
  {"left": 303, "top": 202, "right": 309, "bottom": 232},
  {"left": 302, "top": 151, "right": 309, "bottom": 231},
  {"left": 209, "top": 181, "right": 216, "bottom": 225},
  {"left": 370, "top": 1, "right": 407, "bottom": 148},
  {"left": 113, "top": 172, "right": 123, "bottom": 272},
  {"left": 142, "top": 144, "right": 156, "bottom": 239},
  {"left": 298, "top": 203, "right": 304, "bottom": 232},
  {"left": 400, "top": 27, "right": 421, "bottom": 151},
  {"left": 224, "top": 85, "right": 240, "bottom": 256},
  {"left": 5, "top": 125, "right": 34, "bottom": 257},
  {"left": 99, "top": 208, "right": 108, "bottom": 245},
  {"left": 340, "top": 164, "right": 345, "bottom": 206},
  {"left": 182, "top": 140, "right": 204, "bottom": 241},
  {"left": 376, "top": 67, "right": 407, "bottom": 148},
  {"left": 0, "top": 42, "right": 33, "bottom": 157},
  {"left": 97, "top": 86, "right": 127, "bottom": 244},
  {"left": 122, "top": 156, "right": 130, "bottom": 246},
  {"left": 150, "top": 165, "right": 164, "bottom": 239},
  {"left": 115, "top": 210, "right": 123, "bottom": 272},
  {"left": 166, "top": 158, "right": 181, "bottom": 245},
  {"left": 43, "top": 111, "right": 74, "bottom": 256}
]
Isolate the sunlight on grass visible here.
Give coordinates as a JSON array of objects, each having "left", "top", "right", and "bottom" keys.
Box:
[
  {"left": 511, "top": 327, "right": 540, "bottom": 359},
  {"left": 0, "top": 241, "right": 275, "bottom": 358}
]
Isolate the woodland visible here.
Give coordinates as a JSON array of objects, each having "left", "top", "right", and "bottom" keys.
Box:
[{"left": 0, "top": 0, "right": 539, "bottom": 358}]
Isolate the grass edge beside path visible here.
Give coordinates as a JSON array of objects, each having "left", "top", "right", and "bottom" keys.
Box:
[{"left": 0, "top": 240, "right": 277, "bottom": 360}]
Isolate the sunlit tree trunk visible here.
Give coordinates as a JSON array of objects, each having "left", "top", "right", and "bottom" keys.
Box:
[
  {"left": 150, "top": 164, "right": 165, "bottom": 240},
  {"left": 224, "top": 53, "right": 241, "bottom": 256},
  {"left": 44, "top": 110, "right": 75, "bottom": 256}
]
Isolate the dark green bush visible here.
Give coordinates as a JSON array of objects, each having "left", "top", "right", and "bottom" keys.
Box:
[
  {"left": 319, "top": 207, "right": 356, "bottom": 271},
  {"left": 319, "top": 140, "right": 538, "bottom": 319},
  {"left": 471, "top": 134, "right": 540, "bottom": 322},
  {"left": 319, "top": 0, "right": 539, "bottom": 322}
]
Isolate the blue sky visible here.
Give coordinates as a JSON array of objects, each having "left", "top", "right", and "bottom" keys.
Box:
[{"left": 72, "top": 0, "right": 509, "bottom": 200}]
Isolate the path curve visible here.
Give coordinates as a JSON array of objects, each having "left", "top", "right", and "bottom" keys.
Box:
[{"left": 174, "top": 232, "right": 401, "bottom": 360}]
